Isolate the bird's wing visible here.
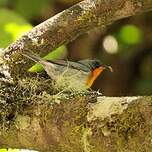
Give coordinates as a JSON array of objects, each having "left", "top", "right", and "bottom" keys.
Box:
[
  {"left": 47, "top": 59, "right": 91, "bottom": 72},
  {"left": 22, "top": 51, "right": 91, "bottom": 72}
]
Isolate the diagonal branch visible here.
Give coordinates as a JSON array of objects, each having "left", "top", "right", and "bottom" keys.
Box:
[{"left": 3, "top": 0, "right": 152, "bottom": 59}]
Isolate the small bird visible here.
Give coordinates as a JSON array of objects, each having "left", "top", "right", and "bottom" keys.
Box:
[{"left": 22, "top": 52, "right": 112, "bottom": 90}]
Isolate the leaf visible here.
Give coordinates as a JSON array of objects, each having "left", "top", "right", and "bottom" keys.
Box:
[{"left": 28, "top": 45, "right": 67, "bottom": 72}]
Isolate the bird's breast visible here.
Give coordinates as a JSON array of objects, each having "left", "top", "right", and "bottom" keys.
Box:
[{"left": 43, "top": 63, "right": 89, "bottom": 91}]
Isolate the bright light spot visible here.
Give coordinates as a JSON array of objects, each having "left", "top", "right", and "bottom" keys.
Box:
[{"left": 103, "top": 35, "right": 118, "bottom": 54}]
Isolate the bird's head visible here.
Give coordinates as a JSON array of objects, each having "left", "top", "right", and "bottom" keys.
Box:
[
  {"left": 86, "top": 59, "right": 113, "bottom": 88},
  {"left": 89, "top": 59, "right": 113, "bottom": 72}
]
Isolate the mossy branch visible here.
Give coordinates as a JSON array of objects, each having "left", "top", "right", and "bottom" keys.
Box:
[
  {"left": 3, "top": 0, "right": 152, "bottom": 58},
  {"left": 0, "top": 79, "right": 151, "bottom": 152},
  {"left": 0, "top": 0, "right": 152, "bottom": 151}
]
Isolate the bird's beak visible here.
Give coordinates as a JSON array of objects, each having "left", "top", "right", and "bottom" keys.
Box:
[{"left": 104, "top": 65, "right": 113, "bottom": 72}]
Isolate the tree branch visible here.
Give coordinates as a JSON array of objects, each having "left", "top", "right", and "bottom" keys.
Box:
[
  {"left": 3, "top": 0, "right": 152, "bottom": 58},
  {"left": 0, "top": 92, "right": 151, "bottom": 151}
]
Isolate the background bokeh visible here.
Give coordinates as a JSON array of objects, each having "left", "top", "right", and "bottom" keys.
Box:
[{"left": 0, "top": 0, "right": 152, "bottom": 96}]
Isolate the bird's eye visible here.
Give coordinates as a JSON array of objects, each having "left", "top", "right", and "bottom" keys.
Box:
[
  {"left": 91, "top": 61, "right": 100, "bottom": 70},
  {"left": 94, "top": 62, "right": 100, "bottom": 68}
]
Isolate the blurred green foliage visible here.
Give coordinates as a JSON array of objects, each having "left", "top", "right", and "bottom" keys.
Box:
[
  {"left": 0, "top": 149, "right": 7, "bottom": 152},
  {"left": 134, "top": 55, "right": 152, "bottom": 95},
  {"left": 112, "top": 24, "right": 143, "bottom": 58},
  {"left": 119, "top": 24, "right": 142, "bottom": 45},
  {"left": 28, "top": 45, "right": 67, "bottom": 72},
  {"left": 0, "top": 8, "right": 32, "bottom": 48},
  {"left": 0, "top": 0, "right": 8, "bottom": 6},
  {"left": 0, "top": 8, "right": 67, "bottom": 73},
  {"left": 14, "top": 0, "right": 52, "bottom": 20},
  {"left": 134, "top": 78, "right": 152, "bottom": 95}
]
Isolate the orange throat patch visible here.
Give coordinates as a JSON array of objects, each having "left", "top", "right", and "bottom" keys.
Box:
[{"left": 86, "top": 66, "right": 104, "bottom": 88}]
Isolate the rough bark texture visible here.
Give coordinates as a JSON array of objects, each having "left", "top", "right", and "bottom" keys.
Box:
[
  {"left": 3, "top": 0, "right": 152, "bottom": 59},
  {"left": 0, "top": 0, "right": 152, "bottom": 151},
  {"left": 0, "top": 92, "right": 152, "bottom": 152}
]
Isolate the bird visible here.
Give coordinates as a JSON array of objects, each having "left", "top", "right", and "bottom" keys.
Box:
[{"left": 22, "top": 51, "right": 113, "bottom": 90}]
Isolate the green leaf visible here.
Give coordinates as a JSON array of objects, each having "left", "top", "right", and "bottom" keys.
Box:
[
  {"left": 28, "top": 45, "right": 67, "bottom": 72},
  {"left": 0, "top": 8, "right": 32, "bottom": 48}
]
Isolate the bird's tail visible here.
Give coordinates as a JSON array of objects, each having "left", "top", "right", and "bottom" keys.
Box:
[{"left": 22, "top": 51, "right": 45, "bottom": 64}]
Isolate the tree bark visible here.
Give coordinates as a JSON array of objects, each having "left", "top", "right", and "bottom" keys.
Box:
[
  {"left": 0, "top": 0, "right": 152, "bottom": 151},
  {"left": 0, "top": 93, "right": 151, "bottom": 152},
  {"left": 3, "top": 0, "right": 152, "bottom": 59}
]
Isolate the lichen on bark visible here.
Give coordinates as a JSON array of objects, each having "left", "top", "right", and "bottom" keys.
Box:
[{"left": 0, "top": 0, "right": 152, "bottom": 151}]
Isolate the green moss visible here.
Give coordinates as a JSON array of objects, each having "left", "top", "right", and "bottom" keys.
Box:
[
  {"left": 0, "top": 76, "right": 61, "bottom": 130},
  {"left": 15, "top": 115, "right": 31, "bottom": 129},
  {"left": 87, "top": 97, "right": 152, "bottom": 151},
  {"left": 106, "top": 109, "right": 144, "bottom": 138},
  {"left": 43, "top": 94, "right": 91, "bottom": 152}
]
